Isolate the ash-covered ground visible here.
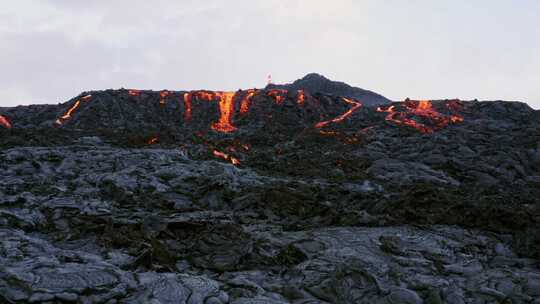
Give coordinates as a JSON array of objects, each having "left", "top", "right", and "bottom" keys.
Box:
[{"left": 0, "top": 82, "right": 540, "bottom": 303}]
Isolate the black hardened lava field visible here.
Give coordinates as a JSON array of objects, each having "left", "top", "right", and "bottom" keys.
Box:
[{"left": 1, "top": 74, "right": 539, "bottom": 303}]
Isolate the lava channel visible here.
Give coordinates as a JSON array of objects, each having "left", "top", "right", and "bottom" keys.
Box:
[
  {"left": 159, "top": 90, "right": 170, "bottom": 105},
  {"left": 239, "top": 89, "right": 258, "bottom": 114},
  {"left": 0, "top": 115, "right": 12, "bottom": 129},
  {"left": 297, "top": 90, "right": 306, "bottom": 105},
  {"left": 266, "top": 89, "right": 288, "bottom": 104},
  {"left": 55, "top": 94, "right": 92, "bottom": 126},
  {"left": 183, "top": 91, "right": 238, "bottom": 133},
  {"left": 377, "top": 100, "right": 464, "bottom": 133},
  {"left": 315, "top": 97, "right": 363, "bottom": 128},
  {"left": 213, "top": 150, "right": 240, "bottom": 165}
]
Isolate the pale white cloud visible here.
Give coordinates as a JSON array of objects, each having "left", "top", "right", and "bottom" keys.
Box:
[{"left": 0, "top": 0, "right": 539, "bottom": 108}]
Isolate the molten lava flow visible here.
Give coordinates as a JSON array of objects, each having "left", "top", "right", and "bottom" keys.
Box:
[
  {"left": 212, "top": 92, "right": 237, "bottom": 133},
  {"left": 377, "top": 100, "right": 464, "bottom": 133},
  {"left": 0, "top": 115, "right": 12, "bottom": 129},
  {"left": 377, "top": 105, "right": 403, "bottom": 126},
  {"left": 446, "top": 100, "right": 465, "bottom": 123},
  {"left": 159, "top": 90, "right": 170, "bottom": 105},
  {"left": 184, "top": 90, "right": 238, "bottom": 133},
  {"left": 213, "top": 150, "right": 240, "bottom": 165},
  {"left": 239, "top": 89, "right": 257, "bottom": 114},
  {"left": 55, "top": 101, "right": 81, "bottom": 125},
  {"left": 297, "top": 90, "right": 306, "bottom": 105},
  {"left": 266, "top": 89, "right": 287, "bottom": 104},
  {"left": 183, "top": 93, "right": 192, "bottom": 122},
  {"left": 315, "top": 97, "right": 363, "bottom": 128},
  {"left": 55, "top": 95, "right": 92, "bottom": 126},
  {"left": 128, "top": 89, "right": 141, "bottom": 96},
  {"left": 318, "top": 130, "right": 339, "bottom": 136},
  {"left": 147, "top": 137, "right": 159, "bottom": 145}
]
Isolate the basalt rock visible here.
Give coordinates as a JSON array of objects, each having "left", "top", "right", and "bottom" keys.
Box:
[{"left": 0, "top": 85, "right": 539, "bottom": 302}]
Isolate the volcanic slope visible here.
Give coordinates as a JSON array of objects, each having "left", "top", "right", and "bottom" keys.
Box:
[
  {"left": 267, "top": 73, "right": 391, "bottom": 106},
  {"left": 0, "top": 85, "right": 540, "bottom": 303}
]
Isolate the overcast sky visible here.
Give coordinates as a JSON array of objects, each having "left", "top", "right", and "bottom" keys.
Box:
[{"left": 1, "top": 0, "right": 539, "bottom": 108}]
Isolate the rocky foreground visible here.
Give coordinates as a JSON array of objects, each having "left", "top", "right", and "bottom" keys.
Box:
[{"left": 0, "top": 85, "right": 540, "bottom": 303}]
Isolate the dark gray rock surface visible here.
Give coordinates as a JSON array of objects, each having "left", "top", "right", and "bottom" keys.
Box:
[
  {"left": 0, "top": 89, "right": 539, "bottom": 303},
  {"left": 267, "top": 73, "right": 390, "bottom": 106}
]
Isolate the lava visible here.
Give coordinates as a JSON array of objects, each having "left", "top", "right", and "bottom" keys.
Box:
[
  {"left": 212, "top": 92, "right": 237, "bottom": 133},
  {"left": 183, "top": 93, "right": 192, "bottom": 122},
  {"left": 147, "top": 137, "right": 159, "bottom": 145},
  {"left": 183, "top": 91, "right": 238, "bottom": 133},
  {"left": 48, "top": 89, "right": 464, "bottom": 139},
  {"left": 240, "top": 89, "right": 257, "bottom": 114},
  {"left": 266, "top": 89, "right": 287, "bottom": 104},
  {"left": 297, "top": 90, "right": 306, "bottom": 105},
  {"left": 377, "top": 100, "right": 464, "bottom": 133},
  {"left": 55, "top": 95, "right": 92, "bottom": 126},
  {"left": 128, "top": 89, "right": 141, "bottom": 97},
  {"left": 0, "top": 115, "right": 12, "bottom": 129},
  {"left": 315, "top": 97, "right": 363, "bottom": 128},
  {"left": 159, "top": 90, "right": 170, "bottom": 105},
  {"left": 213, "top": 150, "right": 240, "bottom": 165}
]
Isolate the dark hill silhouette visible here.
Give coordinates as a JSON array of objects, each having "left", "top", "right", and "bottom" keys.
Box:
[{"left": 266, "top": 73, "right": 390, "bottom": 106}]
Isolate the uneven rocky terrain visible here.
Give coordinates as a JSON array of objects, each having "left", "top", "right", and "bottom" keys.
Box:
[{"left": 0, "top": 77, "right": 539, "bottom": 303}]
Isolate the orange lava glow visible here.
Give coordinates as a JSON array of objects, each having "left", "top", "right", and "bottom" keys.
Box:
[
  {"left": 315, "top": 97, "right": 363, "bottom": 128},
  {"left": 147, "top": 137, "right": 159, "bottom": 145},
  {"left": 318, "top": 130, "right": 339, "bottom": 136},
  {"left": 0, "top": 115, "right": 12, "bottom": 129},
  {"left": 183, "top": 93, "right": 192, "bottom": 122},
  {"left": 55, "top": 101, "right": 80, "bottom": 125},
  {"left": 55, "top": 95, "right": 92, "bottom": 126},
  {"left": 240, "top": 89, "right": 257, "bottom": 114},
  {"left": 213, "top": 150, "right": 240, "bottom": 165},
  {"left": 377, "top": 100, "right": 464, "bottom": 133},
  {"left": 266, "top": 89, "right": 287, "bottom": 104},
  {"left": 128, "top": 89, "right": 141, "bottom": 96},
  {"left": 297, "top": 90, "right": 306, "bottom": 105},
  {"left": 159, "top": 90, "right": 170, "bottom": 105},
  {"left": 212, "top": 92, "right": 237, "bottom": 133},
  {"left": 183, "top": 91, "right": 238, "bottom": 133}
]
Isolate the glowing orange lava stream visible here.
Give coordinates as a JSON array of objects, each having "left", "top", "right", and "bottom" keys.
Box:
[
  {"left": 183, "top": 93, "right": 192, "bottom": 122},
  {"left": 240, "top": 89, "right": 257, "bottom": 114},
  {"left": 213, "top": 150, "right": 240, "bottom": 165},
  {"left": 147, "top": 137, "right": 159, "bottom": 145},
  {"left": 377, "top": 100, "right": 463, "bottom": 133},
  {"left": 159, "top": 90, "right": 170, "bottom": 105},
  {"left": 212, "top": 92, "right": 237, "bottom": 133},
  {"left": 315, "top": 97, "right": 363, "bottom": 128},
  {"left": 297, "top": 90, "right": 306, "bottom": 105},
  {"left": 0, "top": 115, "right": 12, "bottom": 129},
  {"left": 55, "top": 95, "right": 92, "bottom": 126},
  {"left": 128, "top": 89, "right": 141, "bottom": 97},
  {"left": 182, "top": 91, "right": 239, "bottom": 132},
  {"left": 266, "top": 89, "right": 287, "bottom": 104}
]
